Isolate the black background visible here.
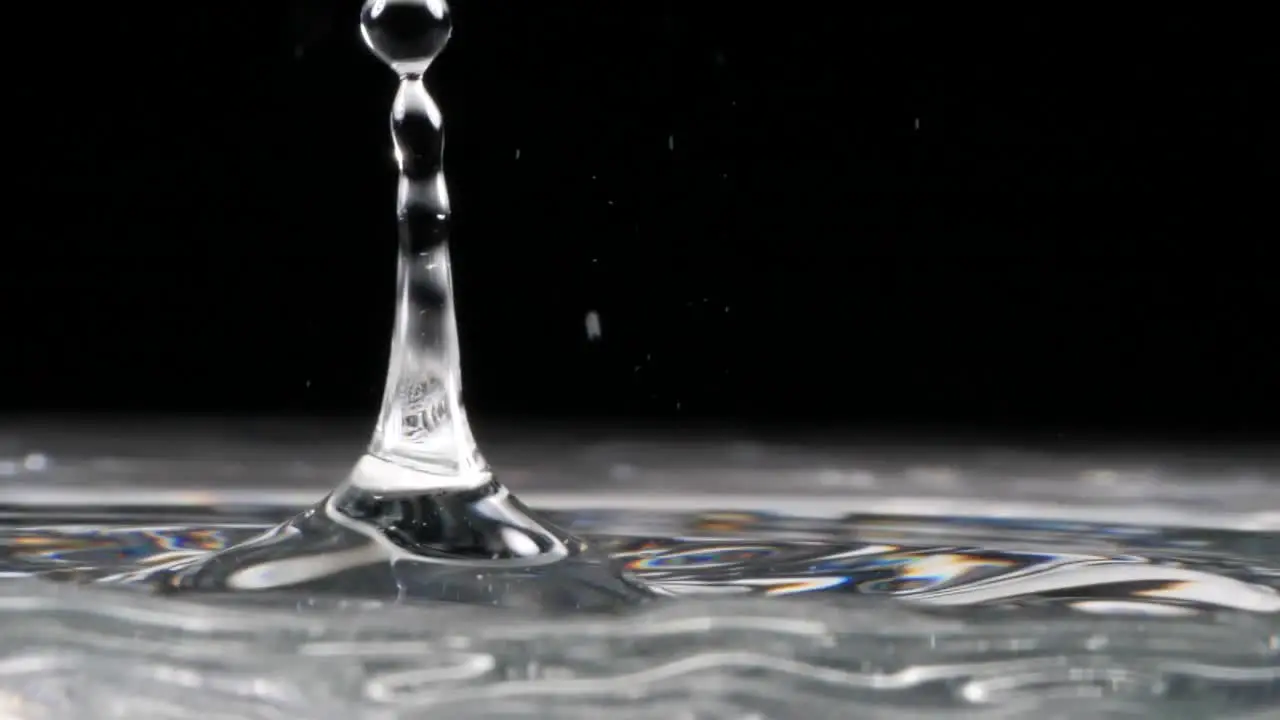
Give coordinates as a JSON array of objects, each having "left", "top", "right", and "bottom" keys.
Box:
[{"left": 3, "top": 3, "right": 1276, "bottom": 438}]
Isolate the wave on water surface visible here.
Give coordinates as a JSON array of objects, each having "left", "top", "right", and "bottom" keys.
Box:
[{"left": 1, "top": 508, "right": 1279, "bottom": 718}]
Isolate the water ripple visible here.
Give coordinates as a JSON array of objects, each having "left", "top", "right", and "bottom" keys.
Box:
[
  {"left": 3, "top": 510, "right": 1280, "bottom": 717},
  {"left": 0, "top": 580, "right": 1277, "bottom": 719}
]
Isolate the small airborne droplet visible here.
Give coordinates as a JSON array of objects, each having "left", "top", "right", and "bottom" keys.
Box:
[
  {"left": 585, "top": 311, "right": 602, "bottom": 340},
  {"left": 668, "top": 135, "right": 675, "bottom": 151},
  {"left": 515, "top": 148, "right": 521, "bottom": 160}
]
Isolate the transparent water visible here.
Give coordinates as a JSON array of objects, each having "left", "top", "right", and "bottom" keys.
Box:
[
  {"left": 3, "top": 2, "right": 1275, "bottom": 717},
  {"left": 3, "top": 427, "right": 1279, "bottom": 718}
]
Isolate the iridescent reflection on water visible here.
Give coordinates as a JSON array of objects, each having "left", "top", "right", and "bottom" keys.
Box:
[{"left": 1, "top": 506, "right": 1278, "bottom": 717}]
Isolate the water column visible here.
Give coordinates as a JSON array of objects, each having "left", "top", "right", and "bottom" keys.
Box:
[
  {"left": 119, "top": 1, "right": 603, "bottom": 593},
  {"left": 359, "top": 0, "right": 487, "bottom": 489}
]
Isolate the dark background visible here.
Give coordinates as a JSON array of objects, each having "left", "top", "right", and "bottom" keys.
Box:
[{"left": 3, "top": 3, "right": 1275, "bottom": 438}]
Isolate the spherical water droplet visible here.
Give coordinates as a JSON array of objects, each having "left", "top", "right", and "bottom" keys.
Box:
[{"left": 361, "top": 0, "right": 452, "bottom": 76}]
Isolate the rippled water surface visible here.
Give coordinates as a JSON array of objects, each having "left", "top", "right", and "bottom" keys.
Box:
[{"left": 2, "top": 505, "right": 1279, "bottom": 719}]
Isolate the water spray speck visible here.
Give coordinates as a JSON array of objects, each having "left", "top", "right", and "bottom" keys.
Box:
[{"left": 585, "top": 311, "right": 602, "bottom": 340}]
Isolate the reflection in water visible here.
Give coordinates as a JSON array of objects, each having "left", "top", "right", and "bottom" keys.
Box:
[
  {"left": 616, "top": 539, "right": 1280, "bottom": 614},
  {"left": 4, "top": 501, "right": 1279, "bottom": 618}
]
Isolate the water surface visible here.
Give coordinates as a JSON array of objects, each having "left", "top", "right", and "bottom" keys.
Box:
[
  {"left": 2, "top": 425, "right": 1279, "bottom": 718},
  {"left": 2, "top": 505, "right": 1279, "bottom": 718}
]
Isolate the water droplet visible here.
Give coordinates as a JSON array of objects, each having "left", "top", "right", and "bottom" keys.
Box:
[{"left": 360, "top": 0, "right": 452, "bottom": 76}]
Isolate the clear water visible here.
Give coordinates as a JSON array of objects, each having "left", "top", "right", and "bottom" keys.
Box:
[
  {"left": 3, "top": 1, "right": 1277, "bottom": 717},
  {"left": 1, "top": 500, "right": 1279, "bottom": 718}
]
